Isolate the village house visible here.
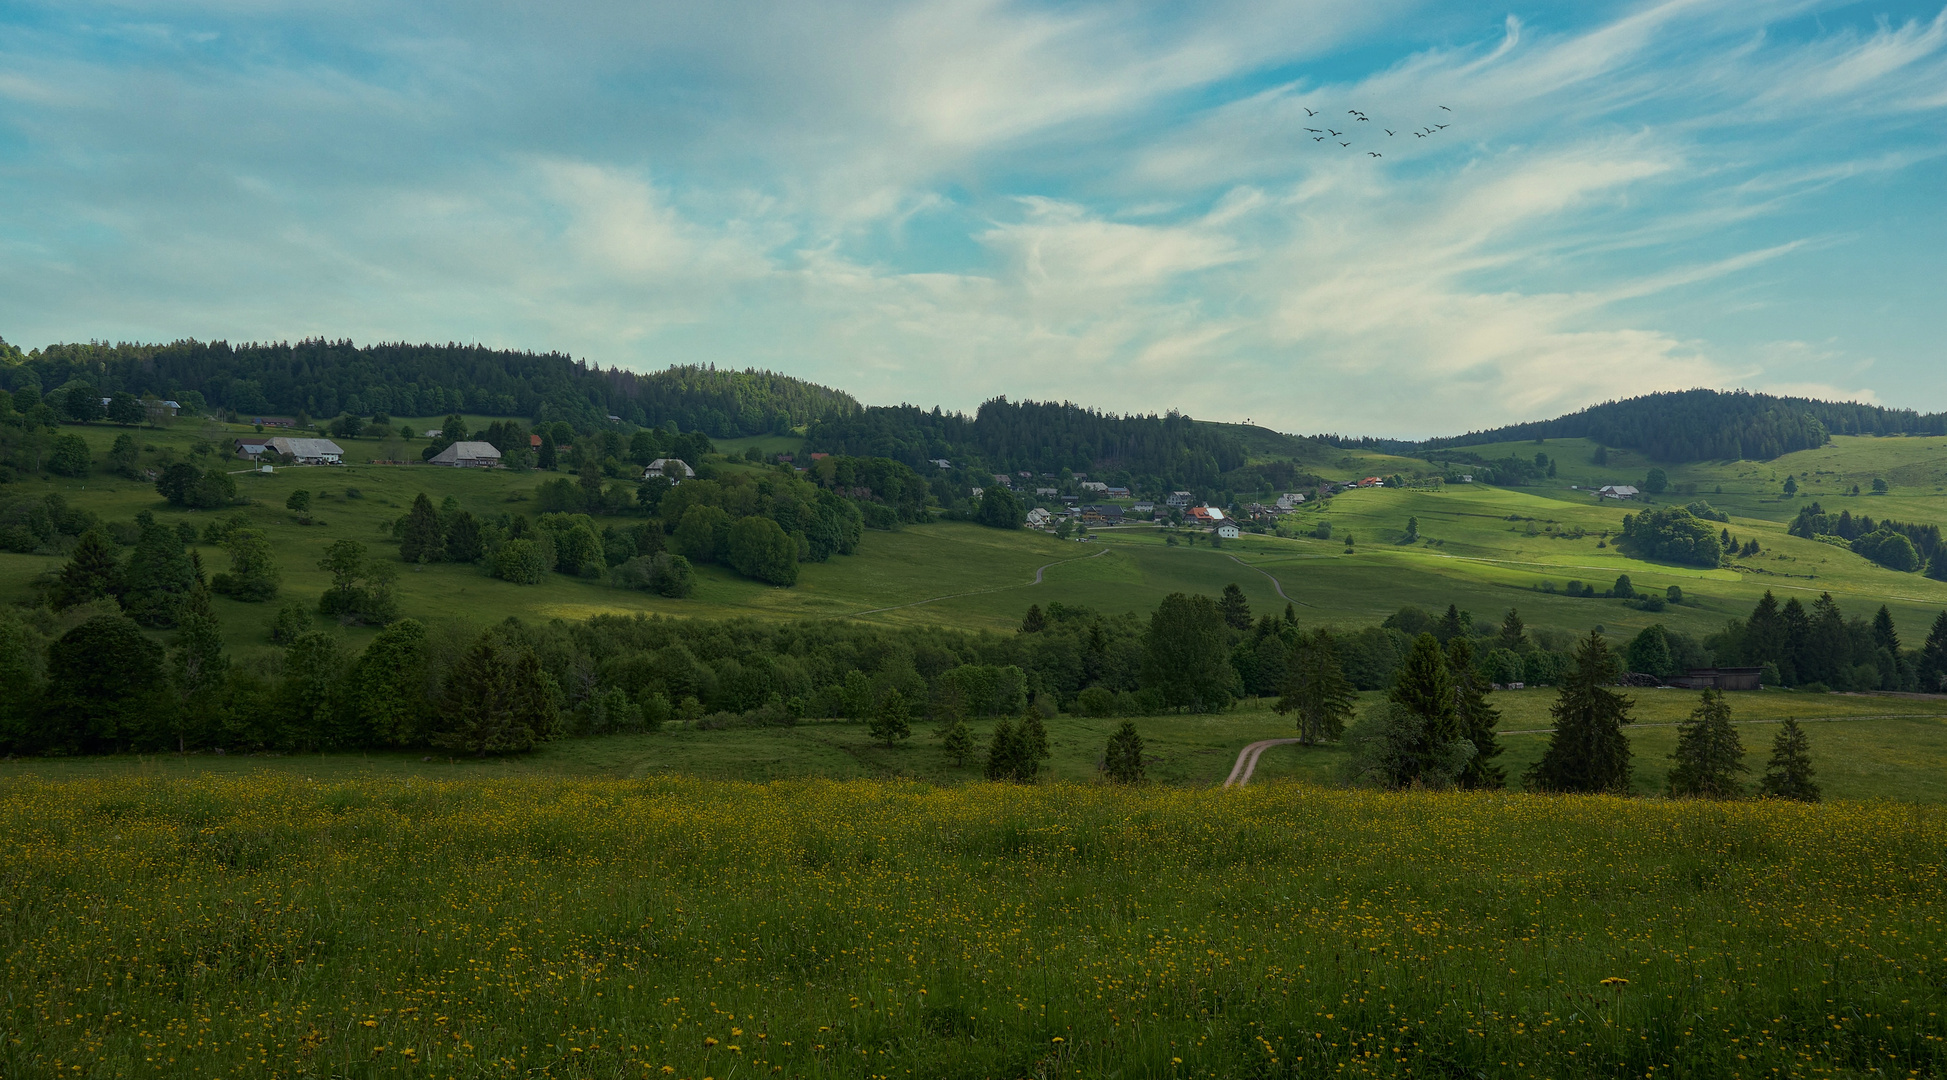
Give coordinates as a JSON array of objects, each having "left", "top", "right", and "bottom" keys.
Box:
[
  {"left": 430, "top": 440, "right": 503, "bottom": 468},
  {"left": 1079, "top": 481, "right": 1109, "bottom": 493},
  {"left": 644, "top": 458, "right": 695, "bottom": 482},
  {"left": 265, "top": 437, "right": 345, "bottom": 465},
  {"left": 1025, "top": 507, "right": 1052, "bottom": 527},
  {"left": 929, "top": 458, "right": 952, "bottom": 469},
  {"left": 1035, "top": 487, "right": 1058, "bottom": 497},
  {"left": 234, "top": 437, "right": 271, "bottom": 460},
  {"left": 1104, "top": 486, "right": 1131, "bottom": 498},
  {"left": 1357, "top": 477, "right": 1384, "bottom": 487},
  {"left": 1081, "top": 505, "right": 1124, "bottom": 523},
  {"left": 1166, "top": 491, "right": 1195, "bottom": 508},
  {"left": 1215, "top": 523, "right": 1241, "bottom": 540},
  {"left": 1131, "top": 501, "right": 1155, "bottom": 516},
  {"left": 970, "top": 486, "right": 984, "bottom": 498},
  {"left": 1275, "top": 492, "right": 1307, "bottom": 511},
  {"left": 1597, "top": 484, "right": 1639, "bottom": 500}
]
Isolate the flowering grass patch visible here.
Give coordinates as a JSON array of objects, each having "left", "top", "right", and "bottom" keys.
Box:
[{"left": 3, "top": 775, "right": 1943, "bottom": 1078}]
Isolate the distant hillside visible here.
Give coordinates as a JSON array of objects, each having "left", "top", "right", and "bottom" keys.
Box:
[
  {"left": 1329, "top": 389, "right": 1947, "bottom": 463},
  {"left": 0, "top": 338, "right": 860, "bottom": 436}
]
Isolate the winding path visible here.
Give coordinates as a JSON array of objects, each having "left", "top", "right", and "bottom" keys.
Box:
[
  {"left": 1223, "top": 553, "right": 1308, "bottom": 606},
  {"left": 1222, "top": 738, "right": 1305, "bottom": 788},
  {"left": 842, "top": 547, "right": 1110, "bottom": 618}
]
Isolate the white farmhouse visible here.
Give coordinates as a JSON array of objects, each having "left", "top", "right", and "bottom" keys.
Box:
[
  {"left": 644, "top": 458, "right": 696, "bottom": 482},
  {"left": 429, "top": 440, "right": 503, "bottom": 468}
]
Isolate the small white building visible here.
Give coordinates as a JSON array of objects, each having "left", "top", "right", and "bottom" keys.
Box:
[
  {"left": 1276, "top": 492, "right": 1307, "bottom": 510},
  {"left": 265, "top": 437, "right": 344, "bottom": 465},
  {"left": 644, "top": 458, "right": 695, "bottom": 482},
  {"left": 929, "top": 458, "right": 952, "bottom": 469},
  {"left": 1216, "top": 523, "right": 1241, "bottom": 540},
  {"left": 1166, "top": 491, "right": 1195, "bottom": 508},
  {"left": 1079, "top": 481, "right": 1109, "bottom": 493},
  {"left": 1132, "top": 501, "right": 1156, "bottom": 515},
  {"left": 430, "top": 440, "right": 503, "bottom": 468},
  {"left": 1025, "top": 507, "right": 1052, "bottom": 527},
  {"left": 1035, "top": 487, "right": 1058, "bottom": 497}
]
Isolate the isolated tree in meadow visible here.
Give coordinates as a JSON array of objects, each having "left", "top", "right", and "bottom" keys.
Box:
[
  {"left": 1643, "top": 467, "right": 1669, "bottom": 494},
  {"left": 869, "top": 688, "right": 913, "bottom": 747},
  {"left": 1404, "top": 516, "right": 1420, "bottom": 542},
  {"left": 1218, "top": 583, "right": 1252, "bottom": 631},
  {"left": 1277, "top": 628, "right": 1356, "bottom": 745},
  {"left": 286, "top": 489, "right": 313, "bottom": 515},
  {"left": 1526, "top": 631, "right": 1635, "bottom": 794},
  {"left": 1019, "top": 604, "right": 1046, "bottom": 633},
  {"left": 1104, "top": 720, "right": 1145, "bottom": 784},
  {"left": 107, "top": 432, "right": 141, "bottom": 477},
  {"left": 941, "top": 716, "right": 976, "bottom": 767},
  {"left": 1019, "top": 709, "right": 1051, "bottom": 763},
  {"left": 1447, "top": 637, "right": 1505, "bottom": 790},
  {"left": 212, "top": 529, "right": 279, "bottom": 602},
  {"left": 1667, "top": 689, "right": 1746, "bottom": 799},
  {"left": 399, "top": 493, "right": 445, "bottom": 563},
  {"left": 50, "top": 528, "right": 122, "bottom": 610},
  {"left": 1140, "top": 592, "right": 1237, "bottom": 712},
  {"left": 1757, "top": 719, "right": 1820, "bottom": 802},
  {"left": 48, "top": 433, "right": 92, "bottom": 477},
  {"left": 1782, "top": 476, "right": 1797, "bottom": 496}
]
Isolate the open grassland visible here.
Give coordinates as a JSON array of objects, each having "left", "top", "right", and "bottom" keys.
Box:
[
  {"left": 15, "top": 688, "right": 1947, "bottom": 802},
  {"left": 3, "top": 775, "right": 1943, "bottom": 1079}
]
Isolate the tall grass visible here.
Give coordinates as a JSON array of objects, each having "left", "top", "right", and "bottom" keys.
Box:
[{"left": 3, "top": 775, "right": 1942, "bottom": 1078}]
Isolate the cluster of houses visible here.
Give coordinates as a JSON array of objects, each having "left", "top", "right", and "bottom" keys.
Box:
[{"left": 234, "top": 436, "right": 346, "bottom": 466}]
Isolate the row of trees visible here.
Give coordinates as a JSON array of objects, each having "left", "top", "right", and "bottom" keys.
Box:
[
  {"left": 1787, "top": 502, "right": 1945, "bottom": 575},
  {"left": 1704, "top": 591, "right": 1947, "bottom": 692}
]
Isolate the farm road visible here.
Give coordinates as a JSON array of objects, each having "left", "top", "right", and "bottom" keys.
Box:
[
  {"left": 1223, "top": 738, "right": 1305, "bottom": 788},
  {"left": 843, "top": 547, "right": 1110, "bottom": 618}
]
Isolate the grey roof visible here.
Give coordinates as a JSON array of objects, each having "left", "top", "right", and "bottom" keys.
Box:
[
  {"left": 266, "top": 437, "right": 344, "bottom": 458},
  {"left": 431, "top": 440, "right": 502, "bottom": 463}
]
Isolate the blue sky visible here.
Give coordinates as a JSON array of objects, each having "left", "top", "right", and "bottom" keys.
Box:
[{"left": 1, "top": 0, "right": 1943, "bottom": 437}]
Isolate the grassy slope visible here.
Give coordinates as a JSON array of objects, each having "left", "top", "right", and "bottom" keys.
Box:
[{"left": 17, "top": 689, "right": 1947, "bottom": 801}]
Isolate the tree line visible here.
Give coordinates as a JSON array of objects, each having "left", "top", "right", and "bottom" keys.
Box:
[{"left": 1786, "top": 502, "right": 1946, "bottom": 576}]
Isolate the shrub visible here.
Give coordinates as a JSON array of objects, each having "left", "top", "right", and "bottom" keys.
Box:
[
  {"left": 492, "top": 539, "right": 550, "bottom": 585},
  {"left": 726, "top": 516, "right": 798, "bottom": 586},
  {"left": 47, "top": 434, "right": 93, "bottom": 477},
  {"left": 612, "top": 552, "right": 696, "bottom": 598}
]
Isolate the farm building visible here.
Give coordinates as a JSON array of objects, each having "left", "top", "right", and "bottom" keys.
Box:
[
  {"left": 264, "top": 437, "right": 344, "bottom": 464},
  {"left": 644, "top": 458, "right": 696, "bottom": 482},
  {"left": 1597, "top": 485, "right": 1640, "bottom": 500},
  {"left": 429, "top": 441, "right": 503, "bottom": 468},
  {"left": 1667, "top": 667, "right": 1763, "bottom": 691},
  {"left": 1166, "top": 491, "right": 1195, "bottom": 507},
  {"left": 1025, "top": 508, "right": 1052, "bottom": 527},
  {"left": 1215, "top": 523, "right": 1241, "bottom": 539},
  {"left": 234, "top": 437, "right": 271, "bottom": 460}
]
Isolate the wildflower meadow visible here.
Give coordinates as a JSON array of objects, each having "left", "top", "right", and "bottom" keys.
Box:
[{"left": 3, "top": 775, "right": 1942, "bottom": 1078}]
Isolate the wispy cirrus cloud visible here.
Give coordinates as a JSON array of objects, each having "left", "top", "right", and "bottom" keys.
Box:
[{"left": 0, "top": 0, "right": 1944, "bottom": 435}]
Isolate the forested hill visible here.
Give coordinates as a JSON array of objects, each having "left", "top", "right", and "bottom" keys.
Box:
[
  {"left": 1332, "top": 389, "right": 1947, "bottom": 463},
  {"left": 806, "top": 398, "right": 1272, "bottom": 490},
  {"left": 0, "top": 338, "right": 860, "bottom": 436}
]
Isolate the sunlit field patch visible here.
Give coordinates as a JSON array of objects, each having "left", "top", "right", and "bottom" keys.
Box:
[{"left": 3, "top": 775, "right": 1942, "bottom": 1078}]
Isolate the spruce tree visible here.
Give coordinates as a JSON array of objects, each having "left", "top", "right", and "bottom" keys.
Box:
[
  {"left": 434, "top": 634, "right": 558, "bottom": 756},
  {"left": 1278, "top": 628, "right": 1356, "bottom": 745},
  {"left": 1758, "top": 719, "right": 1820, "bottom": 801},
  {"left": 1780, "top": 597, "right": 1812, "bottom": 685},
  {"left": 1282, "top": 602, "right": 1297, "bottom": 627},
  {"left": 1218, "top": 584, "right": 1252, "bottom": 631},
  {"left": 50, "top": 527, "right": 122, "bottom": 609},
  {"left": 1019, "top": 604, "right": 1046, "bottom": 633},
  {"left": 1497, "top": 608, "right": 1527, "bottom": 651},
  {"left": 399, "top": 493, "right": 446, "bottom": 564},
  {"left": 1526, "top": 631, "right": 1635, "bottom": 794},
  {"left": 941, "top": 716, "right": 975, "bottom": 767},
  {"left": 1926, "top": 550, "right": 1947, "bottom": 582},
  {"left": 1435, "top": 604, "right": 1465, "bottom": 642},
  {"left": 120, "top": 512, "right": 196, "bottom": 628},
  {"left": 444, "top": 511, "right": 484, "bottom": 563},
  {"left": 1920, "top": 610, "right": 1947, "bottom": 693},
  {"left": 1104, "top": 720, "right": 1145, "bottom": 783},
  {"left": 985, "top": 717, "right": 1034, "bottom": 782},
  {"left": 1019, "top": 709, "right": 1051, "bottom": 762},
  {"left": 1745, "top": 591, "right": 1786, "bottom": 669},
  {"left": 1667, "top": 689, "right": 1746, "bottom": 799},
  {"left": 1872, "top": 606, "right": 1901, "bottom": 653},
  {"left": 869, "top": 688, "right": 913, "bottom": 747},
  {"left": 1447, "top": 637, "right": 1504, "bottom": 789}
]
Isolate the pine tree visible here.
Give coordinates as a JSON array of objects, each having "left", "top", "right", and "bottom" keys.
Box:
[
  {"left": 444, "top": 511, "right": 484, "bottom": 563},
  {"left": 1526, "top": 631, "right": 1635, "bottom": 794},
  {"left": 1667, "top": 689, "right": 1746, "bottom": 799},
  {"left": 1806, "top": 593, "right": 1848, "bottom": 686},
  {"left": 1872, "top": 605, "right": 1901, "bottom": 653},
  {"left": 1758, "top": 719, "right": 1820, "bottom": 801},
  {"left": 985, "top": 717, "right": 1035, "bottom": 782},
  {"left": 1780, "top": 597, "right": 1812, "bottom": 684},
  {"left": 50, "top": 527, "right": 122, "bottom": 609},
  {"left": 1447, "top": 637, "right": 1504, "bottom": 789},
  {"left": 1218, "top": 583, "right": 1252, "bottom": 630},
  {"left": 1104, "top": 720, "right": 1145, "bottom": 783},
  {"left": 1745, "top": 591, "right": 1786, "bottom": 669},
  {"left": 434, "top": 635, "right": 559, "bottom": 756},
  {"left": 1435, "top": 604, "right": 1465, "bottom": 642},
  {"left": 1020, "top": 604, "right": 1046, "bottom": 633},
  {"left": 869, "top": 688, "right": 913, "bottom": 747},
  {"left": 1282, "top": 602, "right": 1297, "bottom": 627},
  {"left": 1927, "top": 550, "right": 1947, "bottom": 582},
  {"left": 1278, "top": 628, "right": 1356, "bottom": 745},
  {"left": 399, "top": 493, "right": 445, "bottom": 564},
  {"left": 941, "top": 716, "right": 975, "bottom": 767}
]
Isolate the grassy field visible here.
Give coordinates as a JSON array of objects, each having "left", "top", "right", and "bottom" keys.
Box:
[
  {"left": 3, "top": 774, "right": 1942, "bottom": 1079},
  {"left": 16, "top": 687, "right": 1947, "bottom": 802}
]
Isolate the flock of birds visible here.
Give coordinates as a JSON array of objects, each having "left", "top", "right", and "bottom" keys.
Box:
[{"left": 1303, "top": 104, "right": 1453, "bottom": 157}]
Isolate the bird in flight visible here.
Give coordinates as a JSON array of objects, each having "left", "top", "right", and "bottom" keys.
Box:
[
  {"left": 1439, "top": 105, "right": 1451, "bottom": 111},
  {"left": 1305, "top": 127, "right": 1321, "bottom": 132},
  {"left": 1313, "top": 136, "right": 1324, "bottom": 141},
  {"left": 1385, "top": 129, "right": 1395, "bottom": 136},
  {"left": 1368, "top": 152, "right": 1381, "bottom": 157},
  {"left": 1414, "top": 131, "right": 1425, "bottom": 138},
  {"left": 1436, "top": 123, "right": 1448, "bottom": 129},
  {"left": 1304, "top": 107, "right": 1318, "bottom": 116},
  {"left": 1356, "top": 116, "right": 1369, "bottom": 121},
  {"left": 1339, "top": 141, "right": 1350, "bottom": 147},
  {"left": 1328, "top": 129, "right": 1342, "bottom": 136}
]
